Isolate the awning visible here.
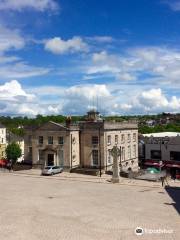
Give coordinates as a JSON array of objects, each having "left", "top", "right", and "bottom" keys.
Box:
[
  {"left": 165, "top": 164, "right": 180, "bottom": 169},
  {"left": 144, "top": 162, "right": 164, "bottom": 167}
]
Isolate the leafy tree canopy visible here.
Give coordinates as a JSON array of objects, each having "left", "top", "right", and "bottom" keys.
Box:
[{"left": 5, "top": 142, "right": 22, "bottom": 165}]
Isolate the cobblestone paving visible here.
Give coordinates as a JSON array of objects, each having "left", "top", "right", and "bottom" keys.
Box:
[{"left": 0, "top": 173, "right": 179, "bottom": 240}]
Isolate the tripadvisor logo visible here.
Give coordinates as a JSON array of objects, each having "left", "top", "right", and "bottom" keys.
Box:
[{"left": 135, "top": 227, "right": 144, "bottom": 236}]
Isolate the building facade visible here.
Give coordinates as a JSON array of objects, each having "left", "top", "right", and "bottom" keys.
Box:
[
  {"left": 24, "top": 111, "right": 138, "bottom": 172},
  {"left": 0, "top": 123, "right": 6, "bottom": 159},
  {"left": 139, "top": 132, "right": 180, "bottom": 178}
]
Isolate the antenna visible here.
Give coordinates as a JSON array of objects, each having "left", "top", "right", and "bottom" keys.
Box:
[
  {"left": 92, "top": 95, "right": 94, "bottom": 110},
  {"left": 96, "top": 95, "right": 99, "bottom": 112}
]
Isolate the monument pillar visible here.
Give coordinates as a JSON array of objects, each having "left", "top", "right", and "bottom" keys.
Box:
[{"left": 110, "top": 146, "right": 121, "bottom": 183}]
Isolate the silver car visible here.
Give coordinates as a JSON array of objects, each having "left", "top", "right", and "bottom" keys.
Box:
[{"left": 41, "top": 166, "right": 63, "bottom": 176}]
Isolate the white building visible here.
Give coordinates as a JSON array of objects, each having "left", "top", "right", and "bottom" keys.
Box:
[{"left": 0, "top": 123, "right": 6, "bottom": 159}]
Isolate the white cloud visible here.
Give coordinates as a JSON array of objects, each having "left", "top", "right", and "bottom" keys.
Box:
[
  {"left": 0, "top": 80, "right": 34, "bottom": 101},
  {"left": 0, "top": 80, "right": 179, "bottom": 116},
  {"left": 116, "top": 72, "right": 136, "bottom": 81},
  {"left": 0, "top": 25, "right": 50, "bottom": 79},
  {"left": 0, "top": 55, "right": 20, "bottom": 63},
  {"left": 44, "top": 36, "right": 89, "bottom": 55},
  {"left": 85, "top": 47, "right": 180, "bottom": 87},
  {"left": 0, "top": 24, "right": 25, "bottom": 52},
  {"left": 134, "top": 88, "right": 180, "bottom": 113},
  {"left": 139, "top": 88, "right": 169, "bottom": 108},
  {"left": 0, "top": 80, "right": 63, "bottom": 116},
  {"left": 163, "top": 1, "right": 180, "bottom": 11},
  {"left": 65, "top": 84, "right": 110, "bottom": 99},
  {"left": 0, "top": 62, "right": 51, "bottom": 79},
  {"left": 0, "top": 0, "right": 59, "bottom": 12},
  {"left": 0, "top": 80, "right": 37, "bottom": 115},
  {"left": 87, "top": 36, "right": 114, "bottom": 43}
]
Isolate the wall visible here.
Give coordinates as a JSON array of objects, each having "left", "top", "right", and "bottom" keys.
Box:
[
  {"left": 145, "top": 142, "right": 180, "bottom": 161},
  {"left": 80, "top": 128, "right": 105, "bottom": 168},
  {"left": 104, "top": 129, "right": 139, "bottom": 171}
]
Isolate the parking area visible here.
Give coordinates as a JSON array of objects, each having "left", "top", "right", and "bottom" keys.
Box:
[{"left": 0, "top": 172, "right": 179, "bottom": 240}]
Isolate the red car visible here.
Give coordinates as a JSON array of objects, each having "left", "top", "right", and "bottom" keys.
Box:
[
  {"left": 176, "top": 170, "right": 180, "bottom": 180},
  {"left": 0, "top": 159, "right": 8, "bottom": 167}
]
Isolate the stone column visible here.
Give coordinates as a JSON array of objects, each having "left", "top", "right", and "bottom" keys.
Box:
[{"left": 110, "top": 146, "right": 121, "bottom": 183}]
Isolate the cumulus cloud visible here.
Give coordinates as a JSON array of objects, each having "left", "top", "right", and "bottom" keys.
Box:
[
  {"left": 134, "top": 88, "right": 180, "bottom": 113},
  {"left": 0, "top": 80, "right": 37, "bottom": 115},
  {"left": 0, "top": 0, "right": 59, "bottom": 12},
  {"left": 61, "top": 84, "right": 111, "bottom": 114},
  {"left": 0, "top": 80, "right": 63, "bottom": 116},
  {"left": 85, "top": 47, "right": 180, "bottom": 86},
  {"left": 0, "top": 80, "right": 179, "bottom": 116},
  {"left": 0, "top": 24, "right": 25, "bottom": 52},
  {"left": 0, "top": 80, "right": 34, "bottom": 101},
  {"left": 44, "top": 37, "right": 89, "bottom": 55}
]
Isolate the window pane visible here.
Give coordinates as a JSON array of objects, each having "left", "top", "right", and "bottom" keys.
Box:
[
  {"left": 38, "top": 150, "right": 44, "bottom": 164},
  {"left": 115, "top": 135, "right": 118, "bottom": 144},
  {"left": 39, "top": 136, "right": 43, "bottom": 144},
  {"left": 128, "top": 146, "right": 131, "bottom": 159},
  {"left": 48, "top": 136, "right": 53, "bottom": 144},
  {"left": 107, "top": 135, "right": 111, "bottom": 144},
  {"left": 170, "top": 151, "right": 180, "bottom": 161},
  {"left": 92, "top": 150, "right": 98, "bottom": 165},
  {"left": 92, "top": 136, "right": 98, "bottom": 144},
  {"left": 151, "top": 150, "right": 161, "bottom": 160},
  {"left": 58, "top": 136, "right": 64, "bottom": 145},
  {"left": 121, "top": 134, "right": 125, "bottom": 143},
  {"left": 133, "top": 133, "right": 136, "bottom": 142}
]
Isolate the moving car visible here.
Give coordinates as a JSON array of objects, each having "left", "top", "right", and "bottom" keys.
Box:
[{"left": 41, "top": 166, "right": 63, "bottom": 176}]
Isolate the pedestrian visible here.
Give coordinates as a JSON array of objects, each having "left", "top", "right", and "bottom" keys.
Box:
[
  {"left": 164, "top": 175, "right": 169, "bottom": 187},
  {"left": 7, "top": 161, "right": 11, "bottom": 172},
  {"left": 161, "top": 176, "right": 165, "bottom": 187}
]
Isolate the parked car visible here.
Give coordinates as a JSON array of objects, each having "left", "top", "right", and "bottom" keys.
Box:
[
  {"left": 41, "top": 166, "right": 63, "bottom": 175},
  {"left": 0, "top": 159, "right": 8, "bottom": 168},
  {"left": 146, "top": 167, "right": 160, "bottom": 174}
]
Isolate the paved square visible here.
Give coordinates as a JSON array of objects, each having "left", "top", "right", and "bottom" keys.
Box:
[{"left": 0, "top": 173, "right": 179, "bottom": 240}]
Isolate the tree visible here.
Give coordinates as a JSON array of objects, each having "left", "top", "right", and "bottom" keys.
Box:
[{"left": 5, "top": 142, "right": 22, "bottom": 165}]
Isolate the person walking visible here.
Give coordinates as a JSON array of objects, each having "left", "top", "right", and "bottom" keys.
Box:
[
  {"left": 161, "top": 176, "right": 165, "bottom": 187},
  {"left": 161, "top": 175, "right": 169, "bottom": 187},
  {"left": 164, "top": 174, "right": 169, "bottom": 186}
]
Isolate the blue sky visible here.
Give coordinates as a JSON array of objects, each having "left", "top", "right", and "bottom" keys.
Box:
[{"left": 0, "top": 0, "right": 180, "bottom": 116}]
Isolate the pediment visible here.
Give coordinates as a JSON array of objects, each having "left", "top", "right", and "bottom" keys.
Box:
[{"left": 36, "top": 121, "right": 68, "bottom": 132}]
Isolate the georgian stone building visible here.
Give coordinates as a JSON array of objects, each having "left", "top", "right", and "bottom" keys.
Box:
[{"left": 24, "top": 111, "right": 138, "bottom": 172}]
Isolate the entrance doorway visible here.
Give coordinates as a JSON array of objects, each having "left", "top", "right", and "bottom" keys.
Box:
[{"left": 47, "top": 154, "right": 54, "bottom": 166}]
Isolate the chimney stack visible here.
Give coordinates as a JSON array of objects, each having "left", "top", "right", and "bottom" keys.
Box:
[{"left": 66, "top": 116, "right": 72, "bottom": 127}]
